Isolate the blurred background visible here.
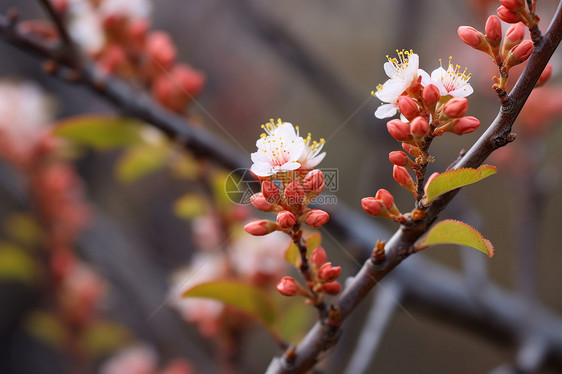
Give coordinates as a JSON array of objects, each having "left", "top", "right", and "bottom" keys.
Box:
[{"left": 0, "top": 0, "right": 562, "bottom": 373}]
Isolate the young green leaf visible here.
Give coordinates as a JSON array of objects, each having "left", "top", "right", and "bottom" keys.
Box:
[
  {"left": 285, "top": 242, "right": 300, "bottom": 266},
  {"left": 80, "top": 321, "right": 132, "bottom": 358},
  {"left": 115, "top": 143, "right": 170, "bottom": 183},
  {"left": 54, "top": 115, "right": 144, "bottom": 150},
  {"left": 182, "top": 281, "right": 278, "bottom": 327},
  {"left": 425, "top": 165, "right": 497, "bottom": 203},
  {"left": 0, "top": 243, "right": 39, "bottom": 284},
  {"left": 305, "top": 232, "right": 322, "bottom": 252},
  {"left": 416, "top": 219, "right": 494, "bottom": 258},
  {"left": 173, "top": 193, "right": 207, "bottom": 219}
]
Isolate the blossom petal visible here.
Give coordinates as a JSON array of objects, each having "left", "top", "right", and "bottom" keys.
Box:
[
  {"left": 449, "top": 83, "right": 473, "bottom": 97},
  {"left": 251, "top": 162, "right": 275, "bottom": 177},
  {"left": 384, "top": 61, "right": 397, "bottom": 78},
  {"left": 280, "top": 161, "right": 301, "bottom": 172},
  {"left": 375, "top": 103, "right": 398, "bottom": 119},
  {"left": 375, "top": 79, "right": 408, "bottom": 102},
  {"left": 418, "top": 69, "right": 432, "bottom": 87},
  {"left": 302, "top": 152, "right": 326, "bottom": 169}
]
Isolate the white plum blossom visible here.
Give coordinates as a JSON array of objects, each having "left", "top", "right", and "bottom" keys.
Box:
[
  {"left": 420, "top": 57, "right": 473, "bottom": 98},
  {"left": 298, "top": 131, "right": 326, "bottom": 170},
  {"left": 67, "top": 0, "right": 105, "bottom": 54},
  {"left": 99, "top": 0, "right": 153, "bottom": 20},
  {"left": 250, "top": 120, "right": 305, "bottom": 177},
  {"left": 374, "top": 50, "right": 424, "bottom": 119}
]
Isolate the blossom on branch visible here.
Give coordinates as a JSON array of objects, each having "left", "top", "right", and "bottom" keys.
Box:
[{"left": 420, "top": 57, "right": 474, "bottom": 98}]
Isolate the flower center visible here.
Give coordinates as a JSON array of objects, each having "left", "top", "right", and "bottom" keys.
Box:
[
  {"left": 439, "top": 56, "right": 471, "bottom": 93},
  {"left": 387, "top": 49, "right": 414, "bottom": 80}
]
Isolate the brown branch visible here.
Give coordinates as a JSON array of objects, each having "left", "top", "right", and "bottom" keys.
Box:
[{"left": 2, "top": 2, "right": 562, "bottom": 373}]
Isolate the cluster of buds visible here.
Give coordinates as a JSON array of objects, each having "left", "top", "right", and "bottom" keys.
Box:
[
  {"left": 245, "top": 119, "right": 329, "bottom": 236},
  {"left": 458, "top": 10, "right": 540, "bottom": 93},
  {"left": 276, "top": 246, "right": 341, "bottom": 298},
  {"left": 361, "top": 188, "right": 404, "bottom": 223},
  {"left": 50, "top": 0, "right": 206, "bottom": 113},
  {"left": 373, "top": 50, "right": 480, "bottom": 198}
]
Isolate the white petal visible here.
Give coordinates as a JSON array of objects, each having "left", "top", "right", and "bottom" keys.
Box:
[
  {"left": 251, "top": 150, "right": 270, "bottom": 164},
  {"left": 251, "top": 162, "right": 275, "bottom": 177},
  {"left": 418, "top": 69, "right": 432, "bottom": 87},
  {"left": 287, "top": 138, "right": 305, "bottom": 161},
  {"left": 375, "top": 79, "right": 408, "bottom": 102},
  {"left": 430, "top": 67, "right": 447, "bottom": 82},
  {"left": 375, "top": 104, "right": 398, "bottom": 119},
  {"left": 384, "top": 61, "right": 397, "bottom": 78},
  {"left": 303, "top": 152, "right": 326, "bottom": 169},
  {"left": 404, "top": 53, "right": 419, "bottom": 82},
  {"left": 276, "top": 122, "right": 297, "bottom": 139},
  {"left": 280, "top": 161, "right": 301, "bottom": 172},
  {"left": 449, "top": 84, "right": 473, "bottom": 97}
]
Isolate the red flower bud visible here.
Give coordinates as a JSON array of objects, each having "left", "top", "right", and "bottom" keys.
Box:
[
  {"left": 388, "top": 151, "right": 412, "bottom": 167},
  {"left": 244, "top": 220, "right": 277, "bottom": 236},
  {"left": 500, "top": 0, "right": 525, "bottom": 11},
  {"left": 453, "top": 116, "right": 480, "bottom": 135},
  {"left": 443, "top": 97, "right": 469, "bottom": 118},
  {"left": 284, "top": 180, "right": 305, "bottom": 205},
  {"left": 402, "top": 143, "right": 421, "bottom": 158},
  {"left": 146, "top": 31, "right": 177, "bottom": 70},
  {"left": 310, "top": 247, "right": 327, "bottom": 266},
  {"left": 262, "top": 181, "right": 280, "bottom": 203},
  {"left": 512, "top": 40, "right": 533, "bottom": 61},
  {"left": 386, "top": 119, "right": 411, "bottom": 142},
  {"left": 497, "top": 6, "right": 522, "bottom": 23},
  {"left": 505, "top": 22, "right": 526, "bottom": 43},
  {"left": 250, "top": 193, "right": 273, "bottom": 211},
  {"left": 393, "top": 165, "right": 416, "bottom": 194},
  {"left": 410, "top": 116, "right": 429, "bottom": 138},
  {"left": 457, "top": 26, "right": 489, "bottom": 51},
  {"left": 361, "top": 197, "right": 383, "bottom": 216},
  {"left": 303, "top": 169, "right": 325, "bottom": 195},
  {"left": 321, "top": 281, "right": 341, "bottom": 295},
  {"left": 319, "top": 262, "right": 341, "bottom": 282},
  {"left": 276, "top": 276, "right": 298, "bottom": 296},
  {"left": 305, "top": 209, "right": 329, "bottom": 228},
  {"left": 485, "top": 15, "right": 502, "bottom": 46},
  {"left": 398, "top": 96, "right": 419, "bottom": 120},
  {"left": 422, "top": 84, "right": 441, "bottom": 106},
  {"left": 374, "top": 189, "right": 394, "bottom": 210},
  {"left": 276, "top": 210, "right": 296, "bottom": 228}
]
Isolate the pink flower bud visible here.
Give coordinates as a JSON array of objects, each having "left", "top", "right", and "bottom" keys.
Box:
[
  {"left": 277, "top": 210, "right": 296, "bottom": 228},
  {"left": 303, "top": 169, "right": 325, "bottom": 194},
  {"left": 146, "top": 31, "right": 177, "bottom": 70},
  {"left": 457, "top": 26, "right": 489, "bottom": 51},
  {"left": 388, "top": 151, "right": 412, "bottom": 167},
  {"left": 284, "top": 180, "right": 305, "bottom": 205},
  {"left": 276, "top": 276, "right": 298, "bottom": 296},
  {"left": 310, "top": 247, "right": 327, "bottom": 266},
  {"left": 305, "top": 209, "right": 329, "bottom": 228},
  {"left": 152, "top": 64, "right": 206, "bottom": 112},
  {"left": 443, "top": 97, "right": 469, "bottom": 118},
  {"left": 500, "top": 0, "right": 525, "bottom": 11},
  {"left": 319, "top": 262, "right": 341, "bottom": 282},
  {"left": 393, "top": 165, "right": 416, "bottom": 194},
  {"left": 402, "top": 143, "right": 421, "bottom": 158},
  {"left": 513, "top": 40, "right": 534, "bottom": 61},
  {"left": 361, "top": 197, "right": 383, "bottom": 216},
  {"left": 374, "top": 189, "right": 394, "bottom": 210},
  {"left": 453, "top": 116, "right": 480, "bottom": 135},
  {"left": 250, "top": 193, "right": 273, "bottom": 211},
  {"left": 398, "top": 96, "right": 419, "bottom": 120},
  {"left": 386, "top": 119, "right": 411, "bottom": 142},
  {"left": 424, "top": 172, "right": 440, "bottom": 195},
  {"left": 321, "top": 281, "right": 341, "bottom": 295},
  {"left": 244, "top": 220, "right": 277, "bottom": 236},
  {"left": 485, "top": 15, "right": 502, "bottom": 46},
  {"left": 505, "top": 22, "right": 526, "bottom": 43},
  {"left": 262, "top": 181, "right": 280, "bottom": 203},
  {"left": 410, "top": 116, "right": 429, "bottom": 138},
  {"left": 422, "top": 84, "right": 441, "bottom": 106},
  {"left": 537, "top": 64, "right": 553, "bottom": 87},
  {"left": 497, "top": 6, "right": 522, "bottom": 23}
]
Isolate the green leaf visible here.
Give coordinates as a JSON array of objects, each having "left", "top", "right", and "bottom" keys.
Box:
[
  {"left": 284, "top": 242, "right": 300, "bottom": 266},
  {"left": 25, "top": 311, "right": 69, "bottom": 350},
  {"left": 277, "top": 298, "right": 314, "bottom": 342},
  {"left": 173, "top": 193, "right": 207, "bottom": 219},
  {"left": 54, "top": 115, "right": 144, "bottom": 150},
  {"left": 115, "top": 143, "right": 170, "bottom": 183},
  {"left": 182, "top": 281, "right": 278, "bottom": 327},
  {"left": 3, "top": 213, "right": 42, "bottom": 249},
  {"left": 0, "top": 243, "right": 39, "bottom": 284},
  {"left": 80, "top": 321, "right": 132, "bottom": 358},
  {"left": 416, "top": 219, "right": 494, "bottom": 258},
  {"left": 425, "top": 165, "right": 497, "bottom": 203}
]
